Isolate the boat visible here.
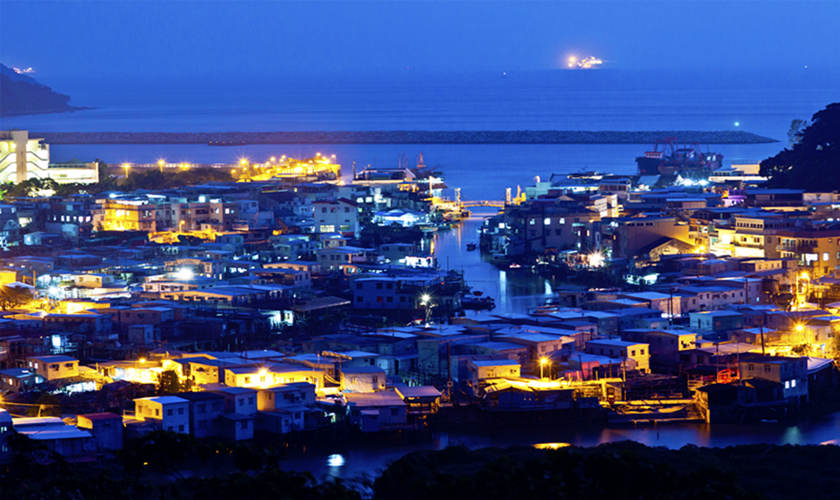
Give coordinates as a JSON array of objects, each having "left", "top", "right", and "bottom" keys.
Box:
[
  {"left": 466, "top": 242, "right": 477, "bottom": 251},
  {"left": 636, "top": 138, "right": 722, "bottom": 180},
  {"left": 462, "top": 295, "right": 495, "bottom": 310}
]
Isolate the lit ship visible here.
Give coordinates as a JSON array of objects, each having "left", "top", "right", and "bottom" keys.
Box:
[{"left": 635, "top": 138, "right": 723, "bottom": 180}]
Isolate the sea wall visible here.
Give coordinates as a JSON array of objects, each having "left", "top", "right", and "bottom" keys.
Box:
[{"left": 36, "top": 130, "right": 776, "bottom": 145}]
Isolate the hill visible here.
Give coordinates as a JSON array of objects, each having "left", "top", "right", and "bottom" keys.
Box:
[{"left": 0, "top": 64, "right": 80, "bottom": 116}]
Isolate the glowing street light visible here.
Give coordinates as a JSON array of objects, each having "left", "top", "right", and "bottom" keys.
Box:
[
  {"left": 121, "top": 163, "right": 131, "bottom": 177},
  {"left": 419, "top": 293, "right": 434, "bottom": 324},
  {"left": 539, "top": 356, "right": 550, "bottom": 379}
]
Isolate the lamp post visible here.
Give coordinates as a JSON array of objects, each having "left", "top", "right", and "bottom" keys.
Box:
[
  {"left": 539, "top": 356, "right": 550, "bottom": 380},
  {"left": 420, "top": 293, "right": 434, "bottom": 325}
]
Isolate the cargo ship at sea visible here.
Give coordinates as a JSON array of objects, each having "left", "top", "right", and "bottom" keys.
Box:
[{"left": 635, "top": 138, "right": 723, "bottom": 180}]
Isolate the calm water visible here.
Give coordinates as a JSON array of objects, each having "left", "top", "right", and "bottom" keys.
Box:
[
  {"left": 281, "top": 410, "right": 840, "bottom": 481},
  {"left": 5, "top": 69, "right": 836, "bottom": 200}
]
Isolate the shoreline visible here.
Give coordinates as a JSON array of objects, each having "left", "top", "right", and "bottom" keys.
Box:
[{"left": 32, "top": 130, "right": 777, "bottom": 145}]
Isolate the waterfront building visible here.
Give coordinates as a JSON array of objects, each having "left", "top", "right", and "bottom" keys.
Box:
[
  {"left": 585, "top": 339, "right": 650, "bottom": 373},
  {"left": 0, "top": 130, "right": 98, "bottom": 184}
]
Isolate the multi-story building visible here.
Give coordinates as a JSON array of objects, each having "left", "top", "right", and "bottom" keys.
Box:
[
  {"left": 0, "top": 131, "right": 98, "bottom": 184},
  {"left": 94, "top": 198, "right": 158, "bottom": 232},
  {"left": 585, "top": 339, "right": 650, "bottom": 373},
  {"left": 133, "top": 396, "right": 190, "bottom": 434},
  {"left": 312, "top": 199, "right": 360, "bottom": 237},
  {"left": 0, "top": 130, "right": 49, "bottom": 183}
]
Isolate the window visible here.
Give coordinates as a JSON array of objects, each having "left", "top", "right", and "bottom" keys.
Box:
[
  {"left": 178, "top": 408, "right": 184, "bottom": 415},
  {"left": 166, "top": 409, "right": 173, "bottom": 416},
  {"left": 791, "top": 379, "right": 797, "bottom": 388},
  {"left": 179, "top": 425, "right": 185, "bottom": 432},
  {"left": 155, "top": 408, "right": 160, "bottom": 417},
  {"left": 544, "top": 217, "right": 551, "bottom": 225}
]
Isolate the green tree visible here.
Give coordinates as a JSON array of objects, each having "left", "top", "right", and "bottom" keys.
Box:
[
  {"left": 0, "top": 284, "right": 33, "bottom": 310},
  {"left": 157, "top": 370, "right": 182, "bottom": 394},
  {"left": 787, "top": 118, "right": 807, "bottom": 147},
  {"left": 760, "top": 102, "right": 840, "bottom": 191}
]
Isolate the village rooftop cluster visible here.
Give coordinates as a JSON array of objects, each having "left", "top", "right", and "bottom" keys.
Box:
[{"left": 0, "top": 130, "right": 839, "bottom": 462}]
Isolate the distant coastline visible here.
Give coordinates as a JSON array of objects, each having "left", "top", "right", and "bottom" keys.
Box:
[{"left": 35, "top": 130, "right": 776, "bottom": 145}]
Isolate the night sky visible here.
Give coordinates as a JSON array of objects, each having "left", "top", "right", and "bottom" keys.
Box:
[{"left": 2, "top": 0, "right": 839, "bottom": 79}]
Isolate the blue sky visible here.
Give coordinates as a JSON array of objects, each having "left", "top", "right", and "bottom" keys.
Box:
[{"left": 2, "top": 0, "right": 838, "bottom": 78}]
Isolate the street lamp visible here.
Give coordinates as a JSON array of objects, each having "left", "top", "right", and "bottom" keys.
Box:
[
  {"left": 419, "top": 293, "right": 434, "bottom": 324},
  {"left": 121, "top": 163, "right": 131, "bottom": 178},
  {"left": 539, "top": 356, "right": 550, "bottom": 380}
]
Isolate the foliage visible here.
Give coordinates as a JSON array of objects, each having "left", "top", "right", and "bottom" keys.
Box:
[
  {"left": 760, "top": 102, "right": 840, "bottom": 190},
  {"left": 156, "top": 370, "right": 182, "bottom": 394},
  {"left": 787, "top": 118, "right": 808, "bottom": 147},
  {"left": 1, "top": 432, "right": 359, "bottom": 500},
  {"left": 120, "top": 166, "right": 233, "bottom": 191},
  {"left": 0, "top": 164, "right": 231, "bottom": 201},
  {"left": 0, "top": 283, "right": 33, "bottom": 310},
  {"left": 374, "top": 443, "right": 840, "bottom": 500}
]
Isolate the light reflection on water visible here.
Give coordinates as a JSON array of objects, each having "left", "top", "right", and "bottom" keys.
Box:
[{"left": 433, "top": 214, "right": 558, "bottom": 316}]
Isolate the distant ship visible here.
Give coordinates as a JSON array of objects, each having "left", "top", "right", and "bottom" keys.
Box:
[{"left": 635, "top": 138, "right": 723, "bottom": 179}]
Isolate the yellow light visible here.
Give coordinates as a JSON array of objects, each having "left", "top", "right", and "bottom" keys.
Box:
[
  {"left": 534, "top": 442, "right": 570, "bottom": 450},
  {"left": 157, "top": 159, "right": 165, "bottom": 167},
  {"left": 567, "top": 55, "right": 578, "bottom": 68},
  {"left": 139, "top": 357, "right": 146, "bottom": 364},
  {"left": 270, "top": 156, "right": 276, "bottom": 163},
  {"left": 794, "top": 323, "right": 805, "bottom": 333},
  {"left": 539, "top": 357, "right": 550, "bottom": 366},
  {"left": 800, "top": 272, "right": 809, "bottom": 280},
  {"left": 239, "top": 158, "right": 248, "bottom": 166},
  {"left": 588, "top": 251, "right": 605, "bottom": 267},
  {"left": 420, "top": 293, "right": 431, "bottom": 305}
]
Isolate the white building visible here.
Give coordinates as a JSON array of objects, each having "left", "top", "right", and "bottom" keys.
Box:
[
  {"left": 133, "top": 395, "right": 190, "bottom": 434},
  {"left": 312, "top": 199, "right": 360, "bottom": 237},
  {"left": 0, "top": 130, "right": 98, "bottom": 184},
  {"left": 0, "top": 130, "right": 48, "bottom": 183}
]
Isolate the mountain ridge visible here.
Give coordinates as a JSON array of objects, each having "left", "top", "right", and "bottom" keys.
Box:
[{"left": 0, "top": 63, "right": 82, "bottom": 116}]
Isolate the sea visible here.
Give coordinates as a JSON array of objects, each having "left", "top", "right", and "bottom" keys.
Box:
[
  {"left": 2, "top": 68, "right": 839, "bottom": 473},
  {"left": 2, "top": 68, "right": 837, "bottom": 201}
]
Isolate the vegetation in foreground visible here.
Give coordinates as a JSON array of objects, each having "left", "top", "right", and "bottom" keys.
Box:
[
  {"left": 761, "top": 102, "right": 840, "bottom": 191},
  {"left": 3, "top": 431, "right": 840, "bottom": 499}
]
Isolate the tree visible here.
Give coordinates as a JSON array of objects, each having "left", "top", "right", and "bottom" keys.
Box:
[
  {"left": 760, "top": 102, "right": 840, "bottom": 191},
  {"left": 157, "top": 370, "right": 182, "bottom": 394},
  {"left": 787, "top": 119, "right": 807, "bottom": 147},
  {"left": 0, "top": 284, "right": 33, "bottom": 310}
]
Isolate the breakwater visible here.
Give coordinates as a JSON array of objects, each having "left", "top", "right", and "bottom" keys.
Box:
[{"left": 36, "top": 130, "right": 776, "bottom": 145}]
